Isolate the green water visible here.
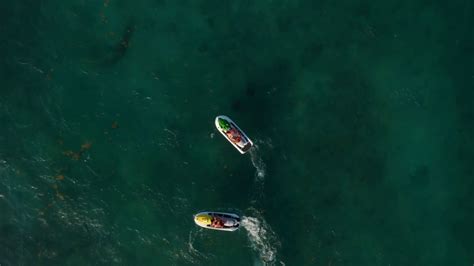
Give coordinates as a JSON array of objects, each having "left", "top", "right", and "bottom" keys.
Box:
[{"left": 1, "top": 0, "right": 473, "bottom": 265}]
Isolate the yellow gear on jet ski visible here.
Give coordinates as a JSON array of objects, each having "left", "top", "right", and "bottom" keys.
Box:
[{"left": 194, "top": 214, "right": 212, "bottom": 226}]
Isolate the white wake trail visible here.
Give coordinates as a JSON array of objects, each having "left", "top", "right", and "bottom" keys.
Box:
[
  {"left": 241, "top": 209, "right": 281, "bottom": 265},
  {"left": 249, "top": 144, "right": 266, "bottom": 181}
]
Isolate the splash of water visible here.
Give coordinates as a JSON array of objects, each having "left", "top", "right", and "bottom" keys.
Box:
[
  {"left": 241, "top": 209, "right": 281, "bottom": 265},
  {"left": 249, "top": 145, "right": 266, "bottom": 180}
]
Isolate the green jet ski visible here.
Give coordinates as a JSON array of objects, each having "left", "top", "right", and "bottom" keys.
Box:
[{"left": 215, "top": 115, "right": 253, "bottom": 154}]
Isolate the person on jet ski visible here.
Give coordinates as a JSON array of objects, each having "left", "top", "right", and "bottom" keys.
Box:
[
  {"left": 225, "top": 128, "right": 242, "bottom": 143},
  {"left": 211, "top": 217, "right": 224, "bottom": 228}
]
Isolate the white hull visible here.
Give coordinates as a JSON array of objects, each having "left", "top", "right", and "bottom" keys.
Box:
[
  {"left": 194, "top": 211, "right": 240, "bottom": 232},
  {"left": 215, "top": 115, "right": 253, "bottom": 154}
]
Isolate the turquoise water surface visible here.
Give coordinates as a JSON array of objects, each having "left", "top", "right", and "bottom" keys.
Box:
[{"left": 1, "top": 0, "right": 473, "bottom": 265}]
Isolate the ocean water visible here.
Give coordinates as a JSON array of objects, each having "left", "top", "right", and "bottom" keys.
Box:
[{"left": 1, "top": 0, "right": 473, "bottom": 265}]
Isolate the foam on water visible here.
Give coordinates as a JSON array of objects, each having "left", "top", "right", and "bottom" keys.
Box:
[
  {"left": 249, "top": 142, "right": 267, "bottom": 181},
  {"left": 248, "top": 142, "right": 268, "bottom": 205},
  {"left": 242, "top": 208, "right": 282, "bottom": 265},
  {"left": 169, "top": 229, "right": 213, "bottom": 265},
  {"left": 185, "top": 230, "right": 213, "bottom": 262}
]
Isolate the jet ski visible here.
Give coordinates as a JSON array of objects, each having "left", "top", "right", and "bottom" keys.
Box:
[
  {"left": 194, "top": 211, "right": 240, "bottom": 232},
  {"left": 215, "top": 115, "right": 253, "bottom": 154}
]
